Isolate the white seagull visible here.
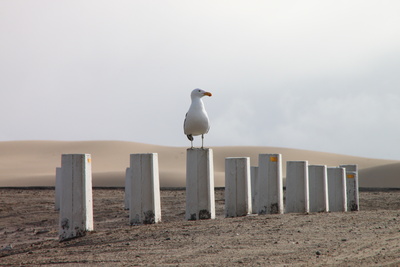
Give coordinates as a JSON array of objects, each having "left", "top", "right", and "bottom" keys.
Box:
[{"left": 184, "top": 88, "right": 212, "bottom": 148}]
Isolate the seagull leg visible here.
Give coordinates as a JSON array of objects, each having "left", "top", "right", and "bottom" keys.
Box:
[
  {"left": 187, "top": 134, "right": 194, "bottom": 149},
  {"left": 201, "top": 134, "right": 204, "bottom": 149}
]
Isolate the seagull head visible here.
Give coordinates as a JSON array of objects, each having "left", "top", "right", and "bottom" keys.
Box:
[{"left": 191, "top": 88, "right": 212, "bottom": 99}]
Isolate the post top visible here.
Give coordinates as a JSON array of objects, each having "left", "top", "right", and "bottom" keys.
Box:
[
  {"left": 287, "top": 160, "right": 308, "bottom": 164},
  {"left": 225, "top": 157, "right": 250, "bottom": 160},
  {"left": 309, "top": 164, "right": 327, "bottom": 167},
  {"left": 186, "top": 148, "right": 213, "bottom": 152}
]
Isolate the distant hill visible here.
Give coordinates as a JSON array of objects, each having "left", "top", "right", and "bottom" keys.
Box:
[{"left": 0, "top": 141, "right": 398, "bottom": 188}]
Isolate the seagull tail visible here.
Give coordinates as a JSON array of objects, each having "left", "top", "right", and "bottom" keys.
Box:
[{"left": 187, "top": 134, "right": 194, "bottom": 141}]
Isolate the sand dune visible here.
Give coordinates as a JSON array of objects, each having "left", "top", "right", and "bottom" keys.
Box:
[
  {"left": 359, "top": 162, "right": 400, "bottom": 188},
  {"left": 0, "top": 140, "right": 398, "bottom": 188}
]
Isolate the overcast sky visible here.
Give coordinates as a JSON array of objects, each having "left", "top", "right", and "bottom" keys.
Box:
[{"left": 1, "top": 1, "right": 400, "bottom": 160}]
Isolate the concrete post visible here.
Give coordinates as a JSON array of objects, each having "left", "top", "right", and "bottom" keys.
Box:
[
  {"left": 59, "top": 154, "right": 94, "bottom": 241},
  {"left": 345, "top": 171, "right": 359, "bottom": 211},
  {"left": 327, "top": 167, "right": 347, "bottom": 212},
  {"left": 308, "top": 165, "right": 329, "bottom": 212},
  {"left": 225, "top": 157, "right": 252, "bottom": 217},
  {"left": 285, "top": 161, "right": 309, "bottom": 213},
  {"left": 340, "top": 165, "right": 359, "bottom": 211},
  {"left": 129, "top": 153, "right": 161, "bottom": 224},
  {"left": 257, "top": 154, "right": 284, "bottom": 215},
  {"left": 250, "top": 166, "right": 259, "bottom": 214},
  {"left": 124, "top": 167, "right": 131, "bottom": 210},
  {"left": 55, "top": 167, "right": 62, "bottom": 211},
  {"left": 186, "top": 148, "right": 215, "bottom": 220}
]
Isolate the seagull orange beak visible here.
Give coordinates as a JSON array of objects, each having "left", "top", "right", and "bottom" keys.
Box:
[{"left": 204, "top": 92, "right": 212, "bottom": 97}]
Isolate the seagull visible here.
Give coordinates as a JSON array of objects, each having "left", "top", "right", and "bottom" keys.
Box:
[{"left": 184, "top": 88, "right": 212, "bottom": 149}]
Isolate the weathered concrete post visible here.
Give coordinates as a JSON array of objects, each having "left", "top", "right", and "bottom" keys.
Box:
[
  {"left": 59, "top": 154, "right": 94, "bottom": 241},
  {"left": 250, "top": 166, "right": 259, "bottom": 214},
  {"left": 124, "top": 167, "right": 131, "bottom": 210},
  {"left": 327, "top": 167, "right": 347, "bottom": 212},
  {"left": 340, "top": 164, "right": 359, "bottom": 211},
  {"left": 308, "top": 165, "right": 329, "bottom": 212},
  {"left": 55, "top": 167, "right": 62, "bottom": 211},
  {"left": 186, "top": 148, "right": 215, "bottom": 220},
  {"left": 225, "top": 157, "right": 252, "bottom": 217},
  {"left": 129, "top": 153, "right": 161, "bottom": 224},
  {"left": 257, "top": 154, "right": 284, "bottom": 215},
  {"left": 285, "top": 161, "right": 309, "bottom": 213}
]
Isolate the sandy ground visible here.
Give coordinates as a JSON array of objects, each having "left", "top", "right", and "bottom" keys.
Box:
[{"left": 2, "top": 188, "right": 400, "bottom": 266}]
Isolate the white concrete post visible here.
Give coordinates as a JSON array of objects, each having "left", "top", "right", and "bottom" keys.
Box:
[
  {"left": 257, "top": 154, "right": 284, "bottom": 215},
  {"left": 250, "top": 166, "right": 259, "bottom": 214},
  {"left": 129, "top": 153, "right": 161, "bottom": 224},
  {"left": 340, "top": 165, "right": 359, "bottom": 211},
  {"left": 285, "top": 161, "right": 309, "bottom": 213},
  {"left": 308, "top": 165, "right": 329, "bottom": 212},
  {"left": 59, "top": 154, "right": 94, "bottom": 241},
  {"left": 186, "top": 148, "right": 215, "bottom": 220},
  {"left": 55, "top": 167, "right": 62, "bottom": 211},
  {"left": 225, "top": 157, "right": 252, "bottom": 217},
  {"left": 124, "top": 167, "right": 131, "bottom": 210},
  {"left": 327, "top": 167, "right": 347, "bottom": 212}
]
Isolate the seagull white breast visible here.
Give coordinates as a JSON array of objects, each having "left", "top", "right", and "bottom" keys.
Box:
[{"left": 184, "top": 90, "right": 211, "bottom": 136}]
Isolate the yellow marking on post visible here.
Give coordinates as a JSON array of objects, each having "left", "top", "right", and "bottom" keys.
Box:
[
  {"left": 347, "top": 174, "right": 355, "bottom": 179},
  {"left": 87, "top": 158, "right": 91, "bottom": 163},
  {"left": 270, "top": 156, "right": 277, "bottom": 162}
]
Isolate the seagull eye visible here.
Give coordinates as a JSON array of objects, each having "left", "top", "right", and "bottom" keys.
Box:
[{"left": 198, "top": 90, "right": 201, "bottom": 92}]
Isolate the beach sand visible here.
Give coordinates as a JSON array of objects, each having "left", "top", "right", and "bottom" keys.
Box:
[{"left": 1, "top": 188, "right": 400, "bottom": 265}]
